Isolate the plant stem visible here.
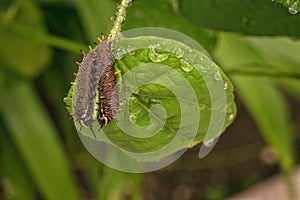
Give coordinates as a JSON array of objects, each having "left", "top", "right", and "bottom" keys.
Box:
[
  {"left": 109, "top": 0, "right": 132, "bottom": 37},
  {"left": 225, "top": 64, "right": 300, "bottom": 80}
]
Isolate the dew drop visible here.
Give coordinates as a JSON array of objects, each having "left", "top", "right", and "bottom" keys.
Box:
[
  {"left": 175, "top": 48, "right": 184, "bottom": 58},
  {"left": 180, "top": 59, "right": 193, "bottom": 72},
  {"left": 129, "top": 113, "right": 137, "bottom": 123},
  {"left": 197, "top": 64, "right": 207, "bottom": 74},
  {"left": 115, "top": 48, "right": 127, "bottom": 59},
  {"left": 127, "top": 96, "right": 136, "bottom": 101},
  {"left": 289, "top": 7, "right": 298, "bottom": 14},
  {"left": 228, "top": 114, "right": 235, "bottom": 121},
  {"left": 127, "top": 45, "right": 135, "bottom": 54},
  {"left": 213, "top": 71, "right": 222, "bottom": 81},
  {"left": 110, "top": 16, "right": 115, "bottom": 21},
  {"left": 289, "top": 2, "right": 298, "bottom": 14},
  {"left": 200, "top": 57, "right": 204, "bottom": 61},
  {"left": 63, "top": 97, "right": 68, "bottom": 103},
  {"left": 224, "top": 82, "right": 228, "bottom": 90},
  {"left": 148, "top": 47, "right": 169, "bottom": 62}
]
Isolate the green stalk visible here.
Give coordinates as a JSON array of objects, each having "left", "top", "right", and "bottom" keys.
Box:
[{"left": 109, "top": 0, "right": 133, "bottom": 36}]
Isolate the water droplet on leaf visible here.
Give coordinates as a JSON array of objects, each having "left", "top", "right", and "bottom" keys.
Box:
[
  {"left": 289, "top": 7, "right": 298, "bottom": 14},
  {"left": 127, "top": 45, "right": 135, "bottom": 54},
  {"left": 196, "top": 64, "right": 207, "bottom": 74},
  {"left": 148, "top": 47, "right": 169, "bottom": 62},
  {"left": 129, "top": 113, "right": 137, "bottom": 123},
  {"left": 228, "top": 114, "right": 235, "bottom": 121},
  {"left": 175, "top": 48, "right": 184, "bottom": 58},
  {"left": 127, "top": 96, "right": 136, "bottom": 102},
  {"left": 115, "top": 48, "right": 127, "bottom": 59},
  {"left": 289, "top": 2, "right": 298, "bottom": 14},
  {"left": 180, "top": 59, "right": 193, "bottom": 72},
  {"left": 224, "top": 82, "right": 228, "bottom": 90},
  {"left": 213, "top": 71, "right": 222, "bottom": 81}
]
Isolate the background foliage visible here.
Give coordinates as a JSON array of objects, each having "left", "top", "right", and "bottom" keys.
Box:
[{"left": 0, "top": 0, "right": 299, "bottom": 199}]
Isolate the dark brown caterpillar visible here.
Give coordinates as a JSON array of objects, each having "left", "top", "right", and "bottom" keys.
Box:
[
  {"left": 73, "top": 46, "right": 101, "bottom": 138},
  {"left": 96, "top": 37, "right": 119, "bottom": 127}
]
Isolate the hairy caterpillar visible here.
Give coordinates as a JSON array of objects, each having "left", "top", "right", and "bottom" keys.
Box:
[
  {"left": 72, "top": 35, "right": 119, "bottom": 137},
  {"left": 73, "top": 47, "right": 100, "bottom": 138},
  {"left": 96, "top": 37, "right": 119, "bottom": 127}
]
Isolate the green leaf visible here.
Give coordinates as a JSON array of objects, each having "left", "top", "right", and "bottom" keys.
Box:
[
  {"left": 214, "top": 33, "right": 294, "bottom": 171},
  {"left": 178, "top": 0, "right": 300, "bottom": 37},
  {"left": 0, "top": 1, "right": 52, "bottom": 77},
  {"left": 124, "top": 0, "right": 217, "bottom": 52},
  {"left": 67, "top": 35, "right": 236, "bottom": 160},
  {"left": 1, "top": 80, "right": 80, "bottom": 200}
]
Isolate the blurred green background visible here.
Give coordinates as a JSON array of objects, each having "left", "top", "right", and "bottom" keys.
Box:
[{"left": 0, "top": 0, "right": 300, "bottom": 199}]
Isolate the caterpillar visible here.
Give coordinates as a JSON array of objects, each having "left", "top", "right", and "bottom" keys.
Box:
[
  {"left": 96, "top": 37, "right": 119, "bottom": 127},
  {"left": 73, "top": 46, "right": 101, "bottom": 138},
  {"left": 72, "top": 35, "right": 118, "bottom": 137}
]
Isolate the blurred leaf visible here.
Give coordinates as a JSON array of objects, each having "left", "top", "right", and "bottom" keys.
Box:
[
  {"left": 74, "top": 0, "right": 115, "bottom": 41},
  {"left": 67, "top": 36, "right": 236, "bottom": 160},
  {"left": 124, "top": 0, "right": 217, "bottom": 52},
  {"left": 1, "top": 80, "right": 80, "bottom": 200},
  {"left": 214, "top": 33, "right": 294, "bottom": 172},
  {"left": 246, "top": 37, "right": 300, "bottom": 101},
  {"left": 35, "top": 0, "right": 70, "bottom": 6},
  {"left": 178, "top": 0, "right": 300, "bottom": 37},
  {"left": 0, "top": 1, "right": 52, "bottom": 77},
  {"left": 36, "top": 51, "right": 105, "bottom": 199},
  {"left": 0, "top": 125, "right": 35, "bottom": 200}
]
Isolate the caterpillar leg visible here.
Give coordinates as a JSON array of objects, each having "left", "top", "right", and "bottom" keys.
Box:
[{"left": 90, "top": 127, "right": 97, "bottom": 139}]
